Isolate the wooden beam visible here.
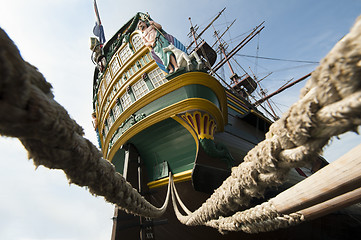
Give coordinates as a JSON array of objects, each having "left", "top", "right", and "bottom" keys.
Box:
[{"left": 272, "top": 144, "right": 361, "bottom": 215}]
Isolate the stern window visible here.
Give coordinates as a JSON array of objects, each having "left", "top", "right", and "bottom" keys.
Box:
[
  {"left": 132, "top": 34, "right": 144, "bottom": 52},
  {"left": 119, "top": 45, "right": 133, "bottom": 64},
  {"left": 132, "top": 79, "right": 149, "bottom": 100},
  {"left": 148, "top": 68, "right": 167, "bottom": 88}
]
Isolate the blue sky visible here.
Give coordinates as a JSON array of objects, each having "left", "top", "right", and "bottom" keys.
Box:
[{"left": 0, "top": 0, "right": 360, "bottom": 239}]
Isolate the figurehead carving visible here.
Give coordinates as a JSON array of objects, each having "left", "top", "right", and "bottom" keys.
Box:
[{"left": 137, "top": 15, "right": 203, "bottom": 74}]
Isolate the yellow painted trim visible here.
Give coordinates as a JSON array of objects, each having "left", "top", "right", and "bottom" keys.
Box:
[
  {"left": 179, "top": 111, "right": 216, "bottom": 140},
  {"left": 172, "top": 72, "right": 228, "bottom": 122},
  {"left": 228, "top": 104, "right": 247, "bottom": 115},
  {"left": 226, "top": 91, "right": 247, "bottom": 105},
  {"left": 102, "top": 72, "right": 227, "bottom": 155},
  {"left": 102, "top": 71, "right": 227, "bottom": 130},
  {"left": 147, "top": 170, "right": 193, "bottom": 189},
  {"left": 227, "top": 97, "right": 249, "bottom": 112},
  {"left": 106, "top": 98, "right": 223, "bottom": 160}
]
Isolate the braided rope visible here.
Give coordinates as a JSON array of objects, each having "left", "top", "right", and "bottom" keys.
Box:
[
  {"left": 0, "top": 28, "right": 171, "bottom": 218},
  {"left": 203, "top": 200, "right": 305, "bottom": 234},
  {"left": 170, "top": 15, "right": 361, "bottom": 230},
  {"left": 171, "top": 175, "right": 305, "bottom": 234}
]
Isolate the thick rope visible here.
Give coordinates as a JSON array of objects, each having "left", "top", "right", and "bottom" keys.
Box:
[
  {"left": 170, "top": 15, "right": 361, "bottom": 230},
  {"left": 170, "top": 174, "right": 305, "bottom": 234},
  {"left": 0, "top": 27, "right": 171, "bottom": 219},
  {"left": 170, "top": 175, "right": 193, "bottom": 215},
  {"left": 204, "top": 200, "right": 305, "bottom": 234}
]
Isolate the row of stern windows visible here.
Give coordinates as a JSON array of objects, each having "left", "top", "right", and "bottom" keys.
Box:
[
  {"left": 99, "top": 67, "right": 167, "bottom": 140},
  {"left": 97, "top": 33, "right": 145, "bottom": 105},
  {"left": 93, "top": 32, "right": 168, "bottom": 139}
]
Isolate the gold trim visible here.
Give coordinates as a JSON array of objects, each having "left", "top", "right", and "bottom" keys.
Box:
[
  {"left": 104, "top": 71, "right": 227, "bottom": 131},
  {"left": 107, "top": 98, "right": 223, "bottom": 160},
  {"left": 102, "top": 72, "right": 227, "bottom": 155},
  {"left": 226, "top": 91, "right": 247, "bottom": 105},
  {"left": 179, "top": 111, "right": 217, "bottom": 140},
  {"left": 147, "top": 170, "right": 192, "bottom": 189},
  {"left": 228, "top": 104, "right": 247, "bottom": 115},
  {"left": 227, "top": 96, "right": 249, "bottom": 112}
]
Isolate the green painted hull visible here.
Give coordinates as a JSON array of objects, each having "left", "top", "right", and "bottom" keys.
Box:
[{"left": 114, "top": 118, "right": 197, "bottom": 181}]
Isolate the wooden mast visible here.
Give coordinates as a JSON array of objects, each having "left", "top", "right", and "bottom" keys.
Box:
[
  {"left": 212, "top": 21, "right": 264, "bottom": 73},
  {"left": 187, "top": 7, "right": 226, "bottom": 50},
  {"left": 254, "top": 73, "right": 312, "bottom": 106}
]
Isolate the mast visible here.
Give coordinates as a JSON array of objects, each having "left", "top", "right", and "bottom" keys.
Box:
[
  {"left": 188, "top": 17, "right": 199, "bottom": 49},
  {"left": 213, "top": 29, "right": 238, "bottom": 83},
  {"left": 187, "top": 7, "right": 226, "bottom": 50},
  {"left": 254, "top": 73, "right": 312, "bottom": 106},
  {"left": 212, "top": 21, "right": 264, "bottom": 73},
  {"left": 211, "top": 19, "right": 236, "bottom": 48}
]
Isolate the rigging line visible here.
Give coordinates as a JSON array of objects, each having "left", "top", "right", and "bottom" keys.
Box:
[
  {"left": 211, "top": 19, "right": 237, "bottom": 48},
  {"left": 212, "top": 70, "right": 240, "bottom": 96},
  {"left": 270, "top": 98, "right": 283, "bottom": 116},
  {"left": 254, "top": 32, "right": 260, "bottom": 77},
  {"left": 219, "top": 65, "right": 226, "bottom": 82},
  {"left": 254, "top": 73, "right": 311, "bottom": 106},
  {"left": 212, "top": 24, "right": 265, "bottom": 73},
  {"left": 221, "top": 29, "right": 253, "bottom": 46},
  {"left": 258, "top": 72, "right": 273, "bottom": 83},
  {"left": 235, "top": 54, "right": 320, "bottom": 64},
  {"left": 236, "top": 53, "right": 270, "bottom": 72},
  {"left": 278, "top": 77, "right": 294, "bottom": 89},
  {"left": 271, "top": 101, "right": 291, "bottom": 108},
  {"left": 198, "top": 9, "right": 223, "bottom": 29},
  {"left": 257, "top": 63, "right": 316, "bottom": 75},
  {"left": 243, "top": 89, "right": 279, "bottom": 121},
  {"left": 232, "top": 29, "right": 253, "bottom": 41},
  {"left": 187, "top": 7, "right": 226, "bottom": 50},
  {"left": 231, "top": 57, "right": 249, "bottom": 76},
  {"left": 223, "top": 11, "right": 233, "bottom": 50},
  {"left": 212, "top": 20, "right": 236, "bottom": 28},
  {"left": 250, "top": 68, "right": 279, "bottom": 120}
]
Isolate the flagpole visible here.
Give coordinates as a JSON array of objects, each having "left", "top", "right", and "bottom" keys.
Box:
[
  {"left": 93, "top": 0, "right": 106, "bottom": 44},
  {"left": 94, "top": 0, "right": 101, "bottom": 25}
]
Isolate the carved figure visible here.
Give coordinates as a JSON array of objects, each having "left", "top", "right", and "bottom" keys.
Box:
[
  {"left": 138, "top": 20, "right": 179, "bottom": 73},
  {"left": 163, "top": 44, "right": 203, "bottom": 71}
]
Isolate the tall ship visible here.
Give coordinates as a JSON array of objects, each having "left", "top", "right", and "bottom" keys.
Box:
[{"left": 90, "top": 10, "right": 360, "bottom": 240}]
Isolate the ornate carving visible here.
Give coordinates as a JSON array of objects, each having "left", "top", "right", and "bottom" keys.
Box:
[{"left": 180, "top": 111, "right": 216, "bottom": 140}]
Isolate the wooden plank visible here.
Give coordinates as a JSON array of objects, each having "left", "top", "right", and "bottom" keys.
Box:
[
  {"left": 301, "top": 186, "right": 361, "bottom": 221},
  {"left": 272, "top": 143, "right": 361, "bottom": 215}
]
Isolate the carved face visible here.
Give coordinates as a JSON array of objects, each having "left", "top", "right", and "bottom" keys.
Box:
[{"left": 138, "top": 21, "right": 147, "bottom": 32}]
